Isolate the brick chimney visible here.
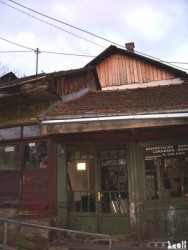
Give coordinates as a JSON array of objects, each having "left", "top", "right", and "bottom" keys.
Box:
[{"left": 125, "top": 42, "right": 135, "bottom": 52}]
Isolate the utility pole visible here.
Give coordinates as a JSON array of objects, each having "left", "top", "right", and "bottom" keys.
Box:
[{"left": 35, "top": 48, "right": 40, "bottom": 75}]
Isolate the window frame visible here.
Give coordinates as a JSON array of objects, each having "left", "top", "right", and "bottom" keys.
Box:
[
  {"left": 0, "top": 125, "right": 48, "bottom": 172},
  {"left": 143, "top": 141, "right": 188, "bottom": 201}
]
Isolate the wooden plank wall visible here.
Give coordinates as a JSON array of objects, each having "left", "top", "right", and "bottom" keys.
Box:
[
  {"left": 96, "top": 54, "right": 176, "bottom": 88},
  {"left": 55, "top": 71, "right": 98, "bottom": 96}
]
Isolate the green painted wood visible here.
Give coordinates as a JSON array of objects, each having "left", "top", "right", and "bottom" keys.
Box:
[
  {"left": 56, "top": 144, "right": 68, "bottom": 227},
  {"left": 101, "top": 215, "right": 129, "bottom": 233}
]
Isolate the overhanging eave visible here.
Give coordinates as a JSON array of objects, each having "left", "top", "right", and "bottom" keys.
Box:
[{"left": 40, "top": 117, "right": 188, "bottom": 135}]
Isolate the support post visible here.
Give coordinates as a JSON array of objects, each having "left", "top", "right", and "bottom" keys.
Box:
[
  {"left": 35, "top": 48, "right": 40, "bottom": 75},
  {"left": 3, "top": 221, "right": 8, "bottom": 250}
]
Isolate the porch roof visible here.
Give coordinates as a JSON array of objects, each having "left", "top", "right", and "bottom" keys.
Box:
[{"left": 40, "top": 77, "right": 188, "bottom": 134}]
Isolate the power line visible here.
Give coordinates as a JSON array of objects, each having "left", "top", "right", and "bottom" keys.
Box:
[
  {"left": 0, "top": 50, "right": 33, "bottom": 53},
  {"left": 0, "top": 44, "right": 187, "bottom": 67},
  {"left": 8, "top": 0, "right": 123, "bottom": 48},
  {"left": 165, "top": 62, "right": 188, "bottom": 65},
  {"left": 0, "top": 37, "right": 34, "bottom": 51},
  {"left": 0, "top": 50, "right": 95, "bottom": 57},
  {"left": 0, "top": 0, "right": 105, "bottom": 48},
  {"left": 0, "top": 37, "right": 96, "bottom": 57},
  {"left": 5, "top": 0, "right": 188, "bottom": 72},
  {"left": 41, "top": 50, "right": 95, "bottom": 57}
]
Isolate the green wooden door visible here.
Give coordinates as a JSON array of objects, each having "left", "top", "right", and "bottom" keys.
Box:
[{"left": 67, "top": 147, "right": 130, "bottom": 234}]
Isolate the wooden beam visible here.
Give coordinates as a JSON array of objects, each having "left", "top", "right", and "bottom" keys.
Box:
[{"left": 41, "top": 118, "right": 188, "bottom": 135}]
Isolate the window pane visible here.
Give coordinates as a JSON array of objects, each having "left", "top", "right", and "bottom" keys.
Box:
[
  {"left": 24, "top": 141, "right": 47, "bottom": 169},
  {"left": 67, "top": 149, "right": 95, "bottom": 213},
  {"left": 0, "top": 144, "right": 20, "bottom": 170},
  {"left": 0, "top": 127, "right": 21, "bottom": 140},
  {"left": 145, "top": 143, "right": 188, "bottom": 200},
  {"left": 100, "top": 148, "right": 128, "bottom": 214},
  {"left": 145, "top": 160, "right": 158, "bottom": 200},
  {"left": 23, "top": 125, "right": 40, "bottom": 137}
]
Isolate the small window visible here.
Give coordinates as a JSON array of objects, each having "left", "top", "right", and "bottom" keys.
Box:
[
  {"left": 0, "top": 127, "right": 21, "bottom": 140},
  {"left": 23, "top": 141, "right": 47, "bottom": 169},
  {"left": 23, "top": 125, "right": 40, "bottom": 137},
  {"left": 0, "top": 144, "right": 20, "bottom": 170}
]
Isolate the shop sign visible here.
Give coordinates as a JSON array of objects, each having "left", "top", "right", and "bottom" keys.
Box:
[{"left": 145, "top": 144, "right": 188, "bottom": 160}]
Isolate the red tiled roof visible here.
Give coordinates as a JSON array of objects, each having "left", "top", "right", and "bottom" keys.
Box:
[{"left": 43, "top": 81, "right": 188, "bottom": 120}]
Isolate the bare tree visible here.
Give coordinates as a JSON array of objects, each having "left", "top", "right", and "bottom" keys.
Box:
[{"left": 0, "top": 62, "right": 22, "bottom": 78}]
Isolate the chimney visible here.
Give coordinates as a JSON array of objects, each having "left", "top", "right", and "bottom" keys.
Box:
[{"left": 125, "top": 42, "right": 135, "bottom": 52}]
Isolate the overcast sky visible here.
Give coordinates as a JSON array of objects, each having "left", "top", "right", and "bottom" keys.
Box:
[{"left": 0, "top": 0, "right": 188, "bottom": 77}]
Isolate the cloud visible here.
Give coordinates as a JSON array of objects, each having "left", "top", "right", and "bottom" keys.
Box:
[{"left": 0, "top": 0, "right": 187, "bottom": 76}]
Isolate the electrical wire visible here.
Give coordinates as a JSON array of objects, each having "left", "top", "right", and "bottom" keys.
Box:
[
  {"left": 0, "top": 37, "right": 96, "bottom": 57},
  {"left": 0, "top": 51, "right": 33, "bottom": 53},
  {"left": 0, "top": 37, "right": 35, "bottom": 51},
  {"left": 0, "top": 45, "right": 187, "bottom": 72},
  {"left": 41, "top": 50, "right": 95, "bottom": 57},
  {"left": 7, "top": 0, "right": 123, "bottom": 48},
  {"left": 4, "top": 0, "right": 188, "bottom": 72},
  {"left": 0, "top": 0, "right": 105, "bottom": 48}
]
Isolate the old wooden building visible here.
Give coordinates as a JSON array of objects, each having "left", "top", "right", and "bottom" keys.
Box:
[
  {"left": 0, "top": 67, "right": 99, "bottom": 217},
  {"left": 0, "top": 44, "right": 188, "bottom": 243}
]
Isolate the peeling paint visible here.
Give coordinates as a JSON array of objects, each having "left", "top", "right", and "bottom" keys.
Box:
[{"left": 130, "top": 203, "right": 136, "bottom": 224}]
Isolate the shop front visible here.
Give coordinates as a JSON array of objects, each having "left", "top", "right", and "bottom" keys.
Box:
[
  {"left": 142, "top": 139, "right": 188, "bottom": 240},
  {"left": 0, "top": 125, "right": 56, "bottom": 217},
  {"left": 66, "top": 146, "right": 129, "bottom": 234},
  {"left": 54, "top": 126, "right": 188, "bottom": 240}
]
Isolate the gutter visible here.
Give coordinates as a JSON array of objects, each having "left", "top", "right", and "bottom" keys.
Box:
[{"left": 41, "top": 113, "right": 188, "bottom": 124}]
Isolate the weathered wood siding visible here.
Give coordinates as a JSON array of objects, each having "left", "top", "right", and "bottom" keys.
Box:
[
  {"left": 55, "top": 71, "right": 99, "bottom": 96},
  {"left": 96, "top": 54, "right": 176, "bottom": 88}
]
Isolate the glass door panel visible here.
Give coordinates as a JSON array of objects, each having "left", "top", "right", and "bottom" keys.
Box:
[
  {"left": 67, "top": 149, "right": 96, "bottom": 213},
  {"left": 99, "top": 148, "right": 129, "bottom": 214}
]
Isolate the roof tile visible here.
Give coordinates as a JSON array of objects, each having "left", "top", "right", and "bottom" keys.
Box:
[{"left": 43, "top": 82, "right": 188, "bottom": 119}]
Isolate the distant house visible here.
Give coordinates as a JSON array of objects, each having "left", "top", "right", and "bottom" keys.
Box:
[{"left": 0, "top": 44, "right": 188, "bottom": 243}]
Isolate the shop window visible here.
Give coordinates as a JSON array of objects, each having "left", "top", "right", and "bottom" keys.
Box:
[
  {"left": 0, "top": 127, "right": 21, "bottom": 140},
  {"left": 23, "top": 125, "right": 40, "bottom": 137},
  {"left": 0, "top": 144, "right": 20, "bottom": 170},
  {"left": 144, "top": 144, "right": 188, "bottom": 200},
  {"left": 23, "top": 141, "right": 47, "bottom": 169},
  {"left": 67, "top": 149, "right": 95, "bottom": 213}
]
